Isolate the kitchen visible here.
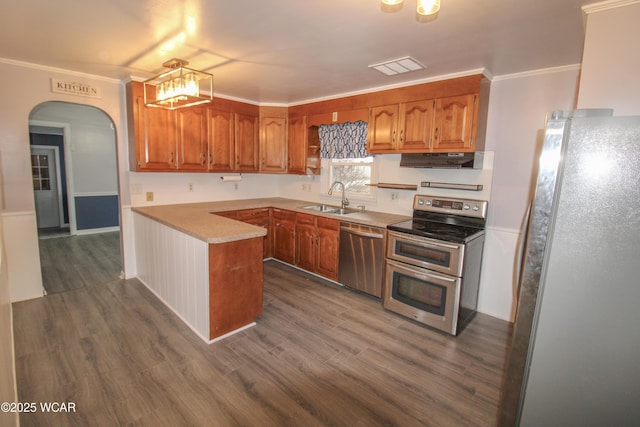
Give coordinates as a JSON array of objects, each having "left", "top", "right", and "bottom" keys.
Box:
[{"left": 1, "top": 0, "right": 639, "bottom": 426}]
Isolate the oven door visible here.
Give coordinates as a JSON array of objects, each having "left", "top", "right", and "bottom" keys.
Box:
[
  {"left": 383, "top": 259, "right": 461, "bottom": 335},
  {"left": 386, "top": 230, "right": 464, "bottom": 276}
]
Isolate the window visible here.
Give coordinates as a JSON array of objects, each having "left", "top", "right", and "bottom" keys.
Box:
[{"left": 325, "top": 156, "right": 377, "bottom": 201}]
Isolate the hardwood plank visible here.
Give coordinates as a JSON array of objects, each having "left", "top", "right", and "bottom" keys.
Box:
[{"left": 14, "top": 260, "right": 512, "bottom": 426}]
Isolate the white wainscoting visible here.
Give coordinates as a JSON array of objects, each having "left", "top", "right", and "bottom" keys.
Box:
[
  {"left": 477, "top": 226, "right": 521, "bottom": 322},
  {"left": 133, "top": 213, "right": 210, "bottom": 341},
  {"left": 1, "top": 211, "right": 44, "bottom": 302}
]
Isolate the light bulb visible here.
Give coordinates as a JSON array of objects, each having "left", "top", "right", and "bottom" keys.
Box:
[{"left": 416, "top": 0, "right": 440, "bottom": 15}]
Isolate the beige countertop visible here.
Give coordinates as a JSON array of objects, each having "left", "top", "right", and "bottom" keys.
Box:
[{"left": 132, "top": 197, "right": 410, "bottom": 244}]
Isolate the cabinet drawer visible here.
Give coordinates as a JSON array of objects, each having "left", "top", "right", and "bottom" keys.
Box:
[
  {"left": 272, "top": 208, "right": 297, "bottom": 221},
  {"left": 236, "top": 208, "right": 270, "bottom": 220},
  {"left": 317, "top": 216, "right": 339, "bottom": 230},
  {"left": 295, "top": 212, "right": 316, "bottom": 226}
]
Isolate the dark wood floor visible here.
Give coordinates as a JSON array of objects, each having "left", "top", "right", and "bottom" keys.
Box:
[
  {"left": 14, "top": 260, "right": 512, "bottom": 426},
  {"left": 38, "top": 231, "right": 122, "bottom": 294}
]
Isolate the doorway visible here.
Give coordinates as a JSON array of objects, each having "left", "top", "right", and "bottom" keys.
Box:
[
  {"left": 29, "top": 102, "right": 122, "bottom": 294},
  {"left": 30, "top": 143, "right": 69, "bottom": 237}
]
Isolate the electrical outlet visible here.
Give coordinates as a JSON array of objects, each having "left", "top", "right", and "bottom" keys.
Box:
[
  {"left": 146, "top": 191, "right": 154, "bottom": 202},
  {"left": 188, "top": 183, "right": 194, "bottom": 192},
  {"left": 391, "top": 192, "right": 399, "bottom": 201}
]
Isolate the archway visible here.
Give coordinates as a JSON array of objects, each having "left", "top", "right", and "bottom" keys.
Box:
[{"left": 29, "top": 101, "right": 122, "bottom": 294}]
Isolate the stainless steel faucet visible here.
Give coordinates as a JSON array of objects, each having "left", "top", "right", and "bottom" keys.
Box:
[{"left": 328, "top": 181, "right": 349, "bottom": 209}]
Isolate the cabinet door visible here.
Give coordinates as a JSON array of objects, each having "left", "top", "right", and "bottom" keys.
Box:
[
  {"left": 272, "top": 209, "right": 296, "bottom": 264},
  {"left": 398, "top": 100, "right": 435, "bottom": 152},
  {"left": 287, "top": 116, "right": 307, "bottom": 174},
  {"left": 235, "top": 113, "right": 259, "bottom": 172},
  {"left": 127, "top": 82, "right": 177, "bottom": 171},
  {"left": 208, "top": 109, "right": 235, "bottom": 172},
  {"left": 260, "top": 117, "right": 288, "bottom": 173},
  {"left": 433, "top": 94, "right": 477, "bottom": 152},
  {"left": 316, "top": 217, "right": 340, "bottom": 281},
  {"left": 176, "top": 106, "right": 208, "bottom": 171},
  {"left": 367, "top": 105, "right": 398, "bottom": 154},
  {"left": 295, "top": 222, "right": 317, "bottom": 272},
  {"left": 295, "top": 213, "right": 317, "bottom": 272}
]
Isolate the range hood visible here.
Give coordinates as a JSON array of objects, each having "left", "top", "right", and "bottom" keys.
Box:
[{"left": 400, "top": 152, "right": 484, "bottom": 169}]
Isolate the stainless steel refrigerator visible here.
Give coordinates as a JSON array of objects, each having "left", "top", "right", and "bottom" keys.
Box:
[{"left": 498, "top": 110, "right": 640, "bottom": 426}]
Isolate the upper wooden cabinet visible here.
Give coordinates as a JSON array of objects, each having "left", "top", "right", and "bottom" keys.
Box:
[
  {"left": 287, "top": 116, "right": 307, "bottom": 175},
  {"left": 367, "top": 105, "right": 399, "bottom": 153},
  {"left": 367, "top": 100, "right": 435, "bottom": 154},
  {"left": 432, "top": 94, "right": 477, "bottom": 152},
  {"left": 207, "top": 109, "right": 235, "bottom": 172},
  {"left": 176, "top": 106, "right": 208, "bottom": 171},
  {"left": 235, "top": 113, "right": 259, "bottom": 172},
  {"left": 367, "top": 94, "right": 478, "bottom": 154},
  {"left": 260, "top": 117, "right": 288, "bottom": 173},
  {"left": 127, "top": 82, "right": 177, "bottom": 171}
]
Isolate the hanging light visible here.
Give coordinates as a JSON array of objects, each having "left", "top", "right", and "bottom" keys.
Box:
[
  {"left": 380, "top": 0, "right": 441, "bottom": 16},
  {"left": 416, "top": 0, "right": 440, "bottom": 15},
  {"left": 143, "top": 59, "right": 213, "bottom": 110}
]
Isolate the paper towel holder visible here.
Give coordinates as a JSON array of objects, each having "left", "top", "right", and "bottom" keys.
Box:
[{"left": 220, "top": 174, "right": 242, "bottom": 182}]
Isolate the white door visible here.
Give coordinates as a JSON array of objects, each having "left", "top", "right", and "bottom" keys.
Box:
[{"left": 31, "top": 146, "right": 62, "bottom": 229}]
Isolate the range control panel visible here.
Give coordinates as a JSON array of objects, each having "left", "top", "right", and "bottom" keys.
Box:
[{"left": 413, "top": 195, "right": 488, "bottom": 219}]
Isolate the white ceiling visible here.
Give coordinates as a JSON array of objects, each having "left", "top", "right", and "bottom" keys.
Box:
[{"left": 0, "top": 0, "right": 595, "bottom": 104}]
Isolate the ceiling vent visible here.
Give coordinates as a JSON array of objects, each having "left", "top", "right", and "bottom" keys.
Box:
[{"left": 368, "top": 56, "right": 426, "bottom": 76}]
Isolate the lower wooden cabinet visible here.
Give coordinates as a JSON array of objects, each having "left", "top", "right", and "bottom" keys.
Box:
[
  {"left": 272, "top": 208, "right": 296, "bottom": 264},
  {"left": 217, "top": 207, "right": 339, "bottom": 281},
  {"left": 209, "top": 238, "right": 263, "bottom": 339},
  {"left": 295, "top": 213, "right": 339, "bottom": 281}
]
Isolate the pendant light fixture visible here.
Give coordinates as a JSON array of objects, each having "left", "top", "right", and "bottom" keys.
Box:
[
  {"left": 143, "top": 59, "right": 213, "bottom": 110},
  {"left": 380, "top": 0, "right": 441, "bottom": 16}
]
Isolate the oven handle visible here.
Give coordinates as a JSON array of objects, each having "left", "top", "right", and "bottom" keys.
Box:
[
  {"left": 386, "top": 259, "right": 458, "bottom": 282},
  {"left": 388, "top": 230, "right": 460, "bottom": 250}
]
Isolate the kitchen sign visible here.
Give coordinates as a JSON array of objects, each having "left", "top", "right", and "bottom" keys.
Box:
[{"left": 51, "top": 78, "right": 101, "bottom": 99}]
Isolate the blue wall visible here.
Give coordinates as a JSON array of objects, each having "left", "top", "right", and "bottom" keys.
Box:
[{"left": 75, "top": 195, "right": 119, "bottom": 230}]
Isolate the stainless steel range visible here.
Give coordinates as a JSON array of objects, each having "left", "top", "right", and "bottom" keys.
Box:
[{"left": 384, "top": 195, "right": 488, "bottom": 335}]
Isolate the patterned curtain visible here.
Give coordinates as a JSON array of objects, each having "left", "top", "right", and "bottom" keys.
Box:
[{"left": 319, "top": 121, "right": 369, "bottom": 159}]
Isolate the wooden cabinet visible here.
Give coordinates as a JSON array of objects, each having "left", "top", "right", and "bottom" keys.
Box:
[
  {"left": 176, "top": 106, "right": 208, "bottom": 171},
  {"left": 367, "top": 104, "right": 399, "bottom": 153},
  {"left": 209, "top": 237, "right": 263, "bottom": 339},
  {"left": 432, "top": 94, "right": 477, "bottom": 152},
  {"left": 235, "top": 113, "right": 260, "bottom": 172},
  {"left": 207, "top": 108, "right": 235, "bottom": 172},
  {"left": 127, "top": 82, "right": 177, "bottom": 171},
  {"left": 295, "top": 213, "right": 317, "bottom": 272},
  {"left": 314, "top": 217, "right": 340, "bottom": 280},
  {"left": 236, "top": 208, "right": 272, "bottom": 259},
  {"left": 295, "top": 213, "right": 339, "bottom": 281},
  {"left": 287, "top": 116, "right": 307, "bottom": 174},
  {"left": 272, "top": 208, "right": 296, "bottom": 264},
  {"left": 398, "top": 100, "right": 435, "bottom": 152},
  {"left": 367, "top": 94, "right": 478, "bottom": 154},
  {"left": 260, "top": 117, "right": 288, "bottom": 173}
]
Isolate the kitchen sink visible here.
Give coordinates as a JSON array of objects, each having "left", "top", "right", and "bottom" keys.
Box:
[{"left": 301, "top": 204, "right": 359, "bottom": 215}]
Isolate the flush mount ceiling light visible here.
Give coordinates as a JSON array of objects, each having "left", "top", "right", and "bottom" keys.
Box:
[
  {"left": 369, "top": 56, "right": 426, "bottom": 76},
  {"left": 143, "top": 58, "right": 213, "bottom": 110},
  {"left": 381, "top": 0, "right": 441, "bottom": 16}
]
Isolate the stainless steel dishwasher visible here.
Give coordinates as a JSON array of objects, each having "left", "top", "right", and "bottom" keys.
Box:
[{"left": 339, "top": 222, "right": 385, "bottom": 298}]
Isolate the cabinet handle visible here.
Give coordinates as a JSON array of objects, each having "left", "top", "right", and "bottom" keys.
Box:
[
  {"left": 208, "top": 153, "right": 213, "bottom": 165},
  {"left": 399, "top": 129, "right": 404, "bottom": 142},
  {"left": 434, "top": 128, "right": 439, "bottom": 141},
  {"left": 392, "top": 129, "right": 396, "bottom": 142},
  {"left": 169, "top": 151, "right": 175, "bottom": 165}
]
